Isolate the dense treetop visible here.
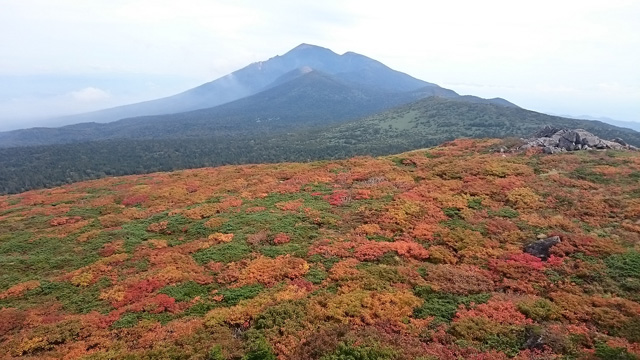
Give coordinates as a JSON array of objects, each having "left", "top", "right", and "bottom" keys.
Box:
[{"left": 1, "top": 139, "right": 640, "bottom": 359}]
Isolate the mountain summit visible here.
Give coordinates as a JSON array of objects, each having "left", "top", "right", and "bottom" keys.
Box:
[{"left": 50, "top": 44, "right": 440, "bottom": 125}]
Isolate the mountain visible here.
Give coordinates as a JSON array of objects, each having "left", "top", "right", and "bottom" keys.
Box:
[
  {"left": 2, "top": 139, "right": 640, "bottom": 359},
  {"left": 0, "top": 44, "right": 523, "bottom": 148},
  {"left": 48, "top": 43, "right": 436, "bottom": 125},
  {"left": 0, "top": 70, "right": 434, "bottom": 147},
  {"left": 0, "top": 77, "right": 518, "bottom": 148}
]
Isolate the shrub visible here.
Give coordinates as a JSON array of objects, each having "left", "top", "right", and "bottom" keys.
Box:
[
  {"left": 412, "top": 286, "right": 491, "bottom": 323},
  {"left": 208, "top": 345, "right": 225, "bottom": 360},
  {"left": 490, "top": 207, "right": 520, "bottom": 219},
  {"left": 306, "top": 266, "right": 328, "bottom": 285},
  {"left": 320, "top": 342, "right": 397, "bottom": 360},
  {"left": 254, "top": 300, "right": 305, "bottom": 330},
  {"left": 217, "top": 284, "right": 264, "bottom": 306},
  {"left": 594, "top": 342, "right": 638, "bottom": 360},
  {"left": 159, "top": 281, "right": 211, "bottom": 302},
  {"left": 192, "top": 240, "right": 251, "bottom": 264},
  {"left": 605, "top": 251, "right": 640, "bottom": 279},
  {"left": 242, "top": 331, "right": 276, "bottom": 360},
  {"left": 516, "top": 298, "right": 561, "bottom": 322}
]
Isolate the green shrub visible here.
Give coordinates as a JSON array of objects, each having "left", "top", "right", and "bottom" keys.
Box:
[
  {"left": 255, "top": 300, "right": 305, "bottom": 330},
  {"left": 218, "top": 285, "right": 264, "bottom": 306},
  {"left": 516, "top": 298, "right": 561, "bottom": 322},
  {"left": 490, "top": 207, "right": 519, "bottom": 218},
  {"left": 570, "top": 167, "right": 611, "bottom": 184},
  {"left": 192, "top": 240, "right": 251, "bottom": 264},
  {"left": 467, "top": 197, "right": 483, "bottom": 210},
  {"left": 305, "top": 266, "right": 328, "bottom": 284},
  {"left": 111, "top": 312, "right": 139, "bottom": 329},
  {"left": 605, "top": 251, "right": 640, "bottom": 279},
  {"left": 594, "top": 342, "right": 638, "bottom": 360},
  {"left": 320, "top": 342, "right": 397, "bottom": 360},
  {"left": 443, "top": 207, "right": 461, "bottom": 219},
  {"left": 208, "top": 345, "right": 225, "bottom": 360},
  {"left": 412, "top": 286, "right": 491, "bottom": 323},
  {"left": 159, "top": 281, "right": 211, "bottom": 302},
  {"left": 242, "top": 331, "right": 276, "bottom": 360}
]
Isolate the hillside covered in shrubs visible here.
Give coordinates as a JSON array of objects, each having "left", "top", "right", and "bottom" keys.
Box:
[{"left": 1, "top": 139, "right": 640, "bottom": 359}]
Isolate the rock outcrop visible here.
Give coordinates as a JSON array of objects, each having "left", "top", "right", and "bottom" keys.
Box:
[
  {"left": 519, "top": 126, "right": 637, "bottom": 154},
  {"left": 524, "top": 236, "right": 561, "bottom": 261}
]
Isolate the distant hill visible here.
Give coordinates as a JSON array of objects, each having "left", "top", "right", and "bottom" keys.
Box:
[
  {"left": 45, "top": 43, "right": 437, "bottom": 126},
  {"left": 561, "top": 114, "right": 640, "bottom": 132},
  {"left": 302, "top": 97, "right": 640, "bottom": 152}
]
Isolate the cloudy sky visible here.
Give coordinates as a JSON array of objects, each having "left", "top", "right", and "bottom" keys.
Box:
[{"left": 1, "top": 0, "right": 638, "bottom": 130}]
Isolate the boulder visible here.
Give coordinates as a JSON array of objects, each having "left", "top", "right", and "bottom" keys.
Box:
[
  {"left": 518, "top": 126, "right": 635, "bottom": 154},
  {"left": 574, "top": 129, "right": 601, "bottom": 147},
  {"left": 611, "top": 138, "right": 628, "bottom": 146},
  {"left": 524, "top": 236, "right": 561, "bottom": 260},
  {"left": 539, "top": 137, "right": 558, "bottom": 147},
  {"left": 600, "top": 140, "right": 625, "bottom": 150},
  {"left": 558, "top": 134, "right": 576, "bottom": 151},
  {"left": 543, "top": 146, "right": 563, "bottom": 154},
  {"left": 534, "top": 126, "right": 564, "bottom": 138}
]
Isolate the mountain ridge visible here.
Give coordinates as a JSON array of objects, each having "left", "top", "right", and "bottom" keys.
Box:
[{"left": 44, "top": 43, "right": 435, "bottom": 126}]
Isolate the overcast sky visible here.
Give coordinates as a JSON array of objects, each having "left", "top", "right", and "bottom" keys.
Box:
[{"left": 1, "top": 0, "right": 638, "bottom": 131}]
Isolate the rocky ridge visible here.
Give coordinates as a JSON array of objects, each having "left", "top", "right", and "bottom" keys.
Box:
[{"left": 519, "top": 126, "right": 638, "bottom": 154}]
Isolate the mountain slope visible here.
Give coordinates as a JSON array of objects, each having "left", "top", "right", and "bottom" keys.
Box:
[
  {"left": 48, "top": 43, "right": 435, "bottom": 125},
  {"left": 0, "top": 70, "right": 435, "bottom": 147},
  {"left": 1, "top": 139, "right": 639, "bottom": 359},
  {"left": 302, "top": 96, "right": 640, "bottom": 151}
]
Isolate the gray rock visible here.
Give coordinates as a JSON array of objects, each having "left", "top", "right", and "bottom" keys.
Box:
[
  {"left": 569, "top": 129, "right": 600, "bottom": 147},
  {"left": 520, "top": 126, "right": 633, "bottom": 154},
  {"left": 611, "top": 138, "right": 627, "bottom": 146},
  {"left": 543, "top": 146, "right": 563, "bottom": 154},
  {"left": 558, "top": 135, "right": 576, "bottom": 151},
  {"left": 561, "top": 130, "right": 581, "bottom": 144},
  {"left": 539, "top": 137, "right": 558, "bottom": 147},
  {"left": 600, "top": 140, "right": 625, "bottom": 150},
  {"left": 524, "top": 236, "right": 561, "bottom": 260},
  {"left": 534, "top": 126, "right": 564, "bottom": 138}
]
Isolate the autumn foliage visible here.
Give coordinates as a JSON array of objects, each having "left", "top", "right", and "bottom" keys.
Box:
[{"left": 1, "top": 138, "right": 640, "bottom": 359}]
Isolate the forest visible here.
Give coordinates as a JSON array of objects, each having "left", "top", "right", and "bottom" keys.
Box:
[{"left": 1, "top": 138, "right": 639, "bottom": 359}]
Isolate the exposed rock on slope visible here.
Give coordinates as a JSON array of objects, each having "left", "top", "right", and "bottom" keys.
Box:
[
  {"left": 520, "top": 126, "right": 638, "bottom": 154},
  {"left": 524, "top": 236, "right": 561, "bottom": 260}
]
